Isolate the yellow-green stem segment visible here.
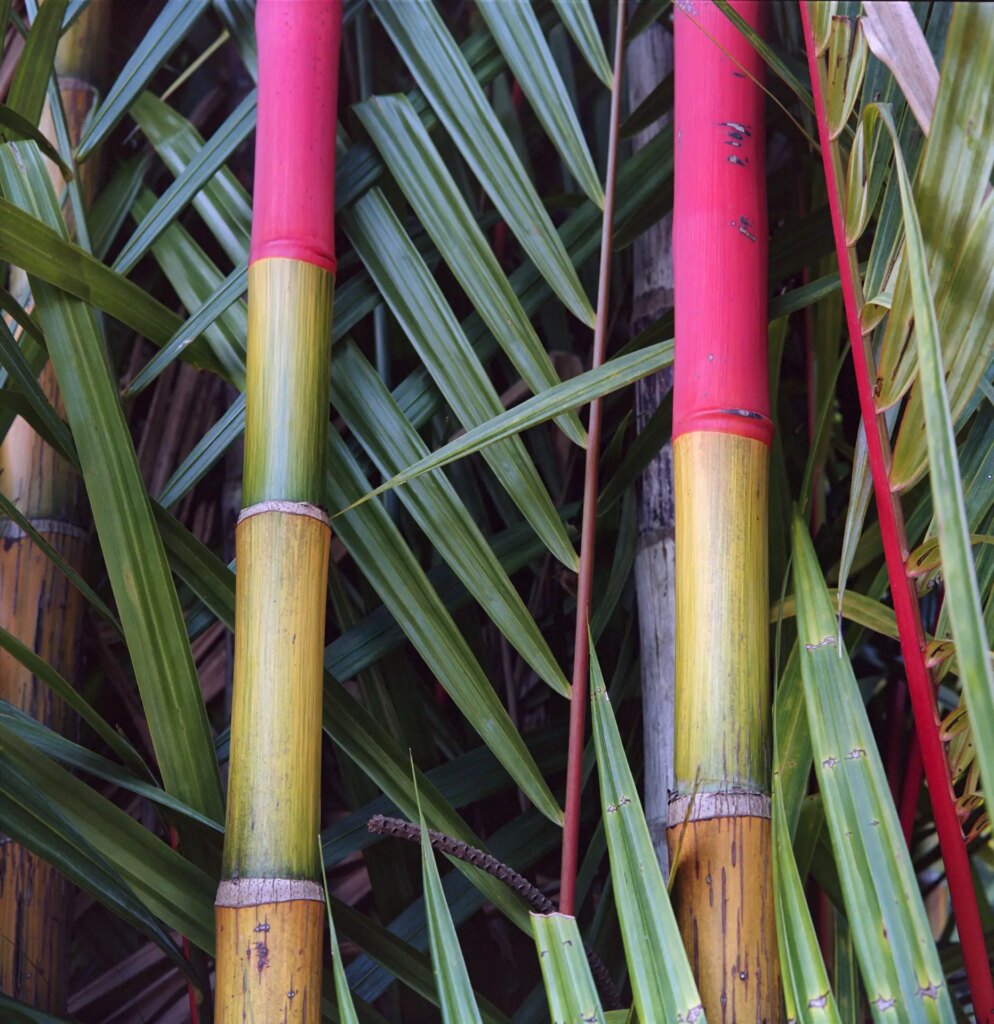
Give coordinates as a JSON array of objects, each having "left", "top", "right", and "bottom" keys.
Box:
[
  {"left": 223, "top": 501, "right": 329, "bottom": 880},
  {"left": 668, "top": 432, "right": 778, "bottom": 1023},
  {"left": 669, "top": 2, "right": 778, "bottom": 1017},
  {"left": 672, "top": 432, "right": 770, "bottom": 794},
  {"left": 244, "top": 259, "right": 334, "bottom": 505},
  {"left": 217, "top": 257, "right": 333, "bottom": 1021}
]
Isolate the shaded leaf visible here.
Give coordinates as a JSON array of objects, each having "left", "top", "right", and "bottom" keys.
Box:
[
  {"left": 75, "top": 0, "right": 205, "bottom": 160},
  {"left": 372, "top": 0, "right": 595, "bottom": 325},
  {"left": 792, "top": 514, "right": 955, "bottom": 1022}
]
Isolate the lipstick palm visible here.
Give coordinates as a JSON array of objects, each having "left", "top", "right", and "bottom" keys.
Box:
[{"left": 214, "top": 2, "right": 341, "bottom": 1020}]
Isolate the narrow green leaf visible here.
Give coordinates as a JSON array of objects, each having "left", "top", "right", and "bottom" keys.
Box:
[
  {"left": 0, "top": 702, "right": 221, "bottom": 832},
  {"left": 475, "top": 0, "right": 604, "bottom": 206},
  {"left": 589, "top": 639, "right": 704, "bottom": 1023},
  {"left": 0, "top": 724, "right": 200, "bottom": 969},
  {"left": 530, "top": 913, "right": 607, "bottom": 1024},
  {"left": 158, "top": 392, "right": 245, "bottom": 507},
  {"left": 0, "top": 193, "right": 224, "bottom": 374},
  {"left": 391, "top": 120, "right": 671, "bottom": 435},
  {"left": 130, "top": 90, "right": 252, "bottom": 265},
  {"left": 844, "top": 103, "right": 883, "bottom": 245},
  {"left": 372, "top": 0, "right": 595, "bottom": 325},
  {"left": 6, "top": 0, "right": 66, "bottom": 126},
  {"left": 130, "top": 188, "right": 246, "bottom": 386},
  {"left": 322, "top": 729, "right": 565, "bottom": 866},
  {"left": 90, "top": 152, "right": 151, "bottom": 260},
  {"left": 417, "top": 797, "right": 485, "bottom": 1024},
  {"left": 354, "top": 93, "right": 587, "bottom": 447},
  {"left": 342, "top": 189, "right": 579, "bottom": 570},
  {"left": 0, "top": 283, "right": 44, "bottom": 344},
  {"left": 334, "top": 341, "right": 570, "bottom": 697},
  {"left": 0, "top": 389, "right": 60, "bottom": 450},
  {"left": 826, "top": 17, "right": 866, "bottom": 140},
  {"left": 621, "top": 73, "right": 672, "bottom": 139},
  {"left": 774, "top": 647, "right": 812, "bottom": 838},
  {"left": 326, "top": 516, "right": 550, "bottom": 684},
  {"left": 332, "top": 897, "right": 510, "bottom": 1024},
  {"left": 773, "top": 749, "right": 842, "bottom": 1023},
  {"left": 598, "top": 389, "right": 670, "bottom": 513},
  {"left": 338, "top": 339, "right": 673, "bottom": 514},
  {"left": 872, "top": 103, "right": 994, "bottom": 810},
  {"left": 836, "top": 414, "right": 887, "bottom": 617},
  {"left": 0, "top": 102, "right": 73, "bottom": 178},
  {"left": 876, "top": 4, "right": 994, "bottom": 410},
  {"left": 113, "top": 90, "right": 256, "bottom": 274},
  {"left": 40, "top": 54, "right": 92, "bottom": 253},
  {"left": 75, "top": 0, "right": 205, "bottom": 160},
  {"left": 552, "top": 0, "right": 612, "bottom": 87},
  {"left": 123, "top": 260, "right": 248, "bottom": 398},
  {"left": 792, "top": 514, "right": 955, "bottom": 1022},
  {"left": 0, "top": 142, "right": 224, "bottom": 826},
  {"left": 0, "top": 316, "right": 76, "bottom": 463},
  {"left": 0, "top": 623, "right": 142, "bottom": 773},
  {"left": 891, "top": 188, "right": 994, "bottom": 490},
  {"left": 774, "top": 588, "right": 898, "bottom": 642},
  {"left": 327, "top": 432, "right": 565, "bottom": 827},
  {"left": 320, "top": 847, "right": 361, "bottom": 1024}
]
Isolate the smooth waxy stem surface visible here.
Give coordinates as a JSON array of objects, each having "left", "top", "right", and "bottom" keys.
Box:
[
  {"left": 669, "top": 3, "right": 779, "bottom": 1020},
  {"left": 215, "top": 3, "right": 341, "bottom": 1020}
]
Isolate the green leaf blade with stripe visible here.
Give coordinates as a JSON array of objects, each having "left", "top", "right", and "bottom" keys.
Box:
[
  {"left": 75, "top": 0, "right": 205, "bottom": 161},
  {"left": 552, "top": 0, "right": 612, "bottom": 88},
  {"left": 589, "top": 639, "right": 704, "bottom": 1024},
  {"left": 530, "top": 912, "right": 607, "bottom": 1024},
  {"left": 474, "top": 0, "right": 604, "bottom": 207},
  {"left": 334, "top": 341, "right": 571, "bottom": 698},
  {"left": 372, "top": 0, "right": 595, "bottom": 326},
  {"left": 342, "top": 189, "right": 579, "bottom": 571},
  {"left": 791, "top": 513, "right": 955, "bottom": 1023},
  {"left": 354, "top": 92, "right": 587, "bottom": 447},
  {"left": 417, "top": 802, "right": 485, "bottom": 1024},
  {"left": 0, "top": 141, "right": 224, "bottom": 829}
]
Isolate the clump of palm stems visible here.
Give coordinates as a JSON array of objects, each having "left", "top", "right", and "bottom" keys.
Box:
[{"left": 0, "top": 1, "right": 991, "bottom": 1023}]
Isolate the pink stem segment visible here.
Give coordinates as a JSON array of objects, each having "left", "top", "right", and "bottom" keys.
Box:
[
  {"left": 251, "top": 0, "right": 341, "bottom": 273},
  {"left": 673, "top": 0, "right": 773, "bottom": 445}
]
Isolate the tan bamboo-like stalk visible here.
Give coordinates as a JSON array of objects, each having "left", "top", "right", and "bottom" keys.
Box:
[
  {"left": 667, "top": 3, "right": 780, "bottom": 1021},
  {"left": 627, "top": 6, "right": 676, "bottom": 878},
  {"left": 0, "top": 1, "right": 109, "bottom": 1010},
  {"left": 214, "top": 4, "right": 341, "bottom": 1020}
]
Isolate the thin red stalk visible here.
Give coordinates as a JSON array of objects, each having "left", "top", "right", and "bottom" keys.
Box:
[
  {"left": 796, "top": 174, "right": 818, "bottom": 512},
  {"left": 899, "top": 733, "right": 923, "bottom": 845},
  {"left": 559, "top": 0, "right": 626, "bottom": 916},
  {"left": 168, "top": 826, "right": 200, "bottom": 1024},
  {"left": 800, "top": 6, "right": 994, "bottom": 1018},
  {"left": 885, "top": 680, "right": 907, "bottom": 803}
]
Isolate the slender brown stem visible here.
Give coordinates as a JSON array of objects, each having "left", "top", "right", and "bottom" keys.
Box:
[{"left": 559, "top": 0, "right": 626, "bottom": 918}]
